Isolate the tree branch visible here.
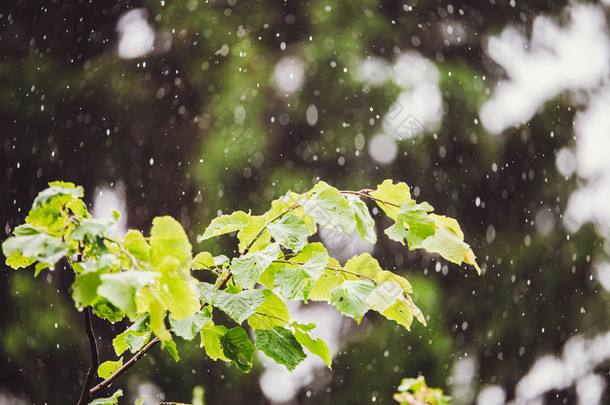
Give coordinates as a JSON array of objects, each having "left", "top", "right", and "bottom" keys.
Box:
[
  {"left": 340, "top": 190, "right": 400, "bottom": 208},
  {"left": 78, "top": 307, "right": 99, "bottom": 405},
  {"left": 89, "top": 336, "right": 161, "bottom": 397}
]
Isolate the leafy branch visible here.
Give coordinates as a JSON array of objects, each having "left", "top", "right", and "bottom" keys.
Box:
[{"left": 2, "top": 179, "right": 480, "bottom": 404}]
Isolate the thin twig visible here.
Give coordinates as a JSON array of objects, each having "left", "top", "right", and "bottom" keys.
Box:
[
  {"left": 77, "top": 307, "right": 99, "bottom": 405},
  {"left": 273, "top": 259, "right": 379, "bottom": 285},
  {"left": 104, "top": 236, "right": 144, "bottom": 272},
  {"left": 339, "top": 190, "right": 400, "bottom": 208},
  {"left": 89, "top": 337, "right": 161, "bottom": 397},
  {"left": 242, "top": 203, "right": 299, "bottom": 255}
]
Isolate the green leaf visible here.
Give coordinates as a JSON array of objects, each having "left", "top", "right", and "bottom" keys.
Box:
[
  {"left": 170, "top": 307, "right": 213, "bottom": 341},
  {"left": 377, "top": 270, "right": 412, "bottom": 293},
  {"left": 300, "top": 185, "right": 356, "bottom": 234},
  {"left": 2, "top": 231, "right": 68, "bottom": 269},
  {"left": 72, "top": 254, "right": 119, "bottom": 308},
  {"left": 254, "top": 327, "right": 306, "bottom": 372},
  {"left": 231, "top": 243, "right": 280, "bottom": 289},
  {"left": 152, "top": 254, "right": 201, "bottom": 321},
  {"left": 292, "top": 323, "right": 332, "bottom": 368},
  {"left": 308, "top": 268, "right": 343, "bottom": 302},
  {"left": 344, "top": 253, "right": 382, "bottom": 280},
  {"left": 199, "top": 211, "right": 250, "bottom": 241},
  {"left": 211, "top": 289, "right": 265, "bottom": 324},
  {"left": 267, "top": 213, "right": 311, "bottom": 252},
  {"left": 192, "top": 252, "right": 215, "bottom": 269},
  {"left": 367, "top": 281, "right": 403, "bottom": 312},
  {"left": 422, "top": 226, "right": 470, "bottom": 265},
  {"left": 258, "top": 261, "right": 284, "bottom": 289},
  {"left": 370, "top": 179, "right": 411, "bottom": 220},
  {"left": 150, "top": 216, "right": 192, "bottom": 267},
  {"left": 380, "top": 299, "right": 414, "bottom": 330},
  {"left": 98, "top": 270, "right": 156, "bottom": 318},
  {"left": 72, "top": 270, "right": 103, "bottom": 309},
  {"left": 123, "top": 230, "right": 150, "bottom": 264},
  {"left": 92, "top": 298, "right": 124, "bottom": 323},
  {"left": 269, "top": 191, "right": 316, "bottom": 232},
  {"left": 87, "top": 389, "right": 123, "bottom": 405},
  {"left": 200, "top": 323, "right": 229, "bottom": 361},
  {"left": 346, "top": 194, "right": 376, "bottom": 243},
  {"left": 98, "top": 358, "right": 123, "bottom": 379},
  {"left": 113, "top": 314, "right": 151, "bottom": 356},
  {"left": 385, "top": 200, "right": 435, "bottom": 249},
  {"left": 32, "top": 182, "right": 83, "bottom": 208},
  {"left": 26, "top": 183, "right": 84, "bottom": 235},
  {"left": 330, "top": 279, "right": 376, "bottom": 323},
  {"left": 70, "top": 217, "right": 116, "bottom": 241},
  {"left": 237, "top": 214, "right": 271, "bottom": 254},
  {"left": 161, "top": 336, "right": 180, "bottom": 361},
  {"left": 248, "top": 289, "right": 290, "bottom": 330},
  {"left": 274, "top": 252, "right": 329, "bottom": 301},
  {"left": 220, "top": 326, "right": 255, "bottom": 372},
  {"left": 303, "top": 244, "right": 344, "bottom": 302},
  {"left": 5, "top": 251, "right": 36, "bottom": 269}
]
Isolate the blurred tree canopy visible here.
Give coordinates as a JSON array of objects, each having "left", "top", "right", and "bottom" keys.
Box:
[{"left": 1, "top": 0, "right": 608, "bottom": 404}]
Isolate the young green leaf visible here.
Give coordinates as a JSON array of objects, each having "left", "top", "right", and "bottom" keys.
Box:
[
  {"left": 254, "top": 326, "right": 306, "bottom": 372},
  {"left": 344, "top": 253, "right": 382, "bottom": 280},
  {"left": 247, "top": 289, "right": 290, "bottom": 330},
  {"left": 150, "top": 216, "right": 192, "bottom": 266},
  {"left": 292, "top": 323, "right": 332, "bottom": 369},
  {"left": 377, "top": 270, "right": 412, "bottom": 293},
  {"left": 367, "top": 281, "right": 403, "bottom": 312},
  {"left": 154, "top": 256, "right": 200, "bottom": 321},
  {"left": 72, "top": 269, "right": 103, "bottom": 309},
  {"left": 199, "top": 211, "right": 250, "bottom": 242},
  {"left": 384, "top": 200, "right": 435, "bottom": 249},
  {"left": 330, "top": 279, "right": 376, "bottom": 323},
  {"left": 169, "top": 307, "right": 213, "bottom": 341},
  {"left": 70, "top": 217, "right": 116, "bottom": 241},
  {"left": 267, "top": 213, "right": 312, "bottom": 252},
  {"left": 162, "top": 337, "right": 180, "bottom": 362},
  {"left": 87, "top": 389, "right": 123, "bottom": 405},
  {"left": 122, "top": 229, "right": 150, "bottom": 264},
  {"left": 97, "top": 271, "right": 156, "bottom": 318},
  {"left": 32, "top": 182, "right": 83, "bottom": 208},
  {"left": 346, "top": 194, "right": 376, "bottom": 243},
  {"left": 231, "top": 243, "right": 280, "bottom": 289},
  {"left": 236, "top": 214, "right": 271, "bottom": 254},
  {"left": 98, "top": 358, "right": 123, "bottom": 379},
  {"left": 300, "top": 185, "right": 356, "bottom": 234},
  {"left": 220, "top": 326, "right": 255, "bottom": 372},
  {"left": 2, "top": 231, "right": 68, "bottom": 270},
  {"left": 113, "top": 314, "right": 151, "bottom": 356},
  {"left": 370, "top": 179, "right": 411, "bottom": 220},
  {"left": 92, "top": 299, "right": 124, "bottom": 323},
  {"left": 211, "top": 289, "right": 265, "bottom": 324},
  {"left": 71, "top": 254, "right": 119, "bottom": 309},
  {"left": 200, "top": 323, "right": 230, "bottom": 362},
  {"left": 380, "top": 299, "right": 414, "bottom": 330},
  {"left": 192, "top": 252, "right": 215, "bottom": 269},
  {"left": 422, "top": 226, "right": 470, "bottom": 265},
  {"left": 274, "top": 252, "right": 329, "bottom": 301}
]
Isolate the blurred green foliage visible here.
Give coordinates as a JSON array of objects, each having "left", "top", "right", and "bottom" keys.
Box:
[{"left": 1, "top": 0, "right": 608, "bottom": 404}]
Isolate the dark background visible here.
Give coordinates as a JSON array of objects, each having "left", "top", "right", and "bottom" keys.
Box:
[{"left": 1, "top": 1, "right": 608, "bottom": 404}]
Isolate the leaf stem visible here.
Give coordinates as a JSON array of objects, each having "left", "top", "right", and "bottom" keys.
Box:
[
  {"left": 89, "top": 336, "right": 161, "bottom": 397},
  {"left": 242, "top": 203, "right": 299, "bottom": 255},
  {"left": 339, "top": 190, "right": 400, "bottom": 208},
  {"left": 254, "top": 311, "right": 290, "bottom": 325},
  {"left": 105, "top": 236, "right": 144, "bottom": 272},
  {"left": 77, "top": 307, "right": 99, "bottom": 405},
  {"left": 273, "top": 260, "right": 379, "bottom": 285}
]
